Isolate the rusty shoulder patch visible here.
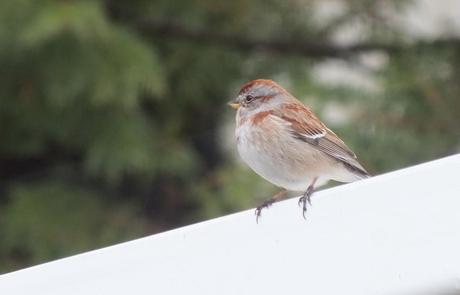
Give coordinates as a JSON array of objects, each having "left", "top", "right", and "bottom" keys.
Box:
[{"left": 250, "top": 111, "right": 273, "bottom": 125}]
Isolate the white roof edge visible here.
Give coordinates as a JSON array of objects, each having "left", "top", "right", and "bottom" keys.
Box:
[{"left": 1, "top": 154, "right": 460, "bottom": 295}]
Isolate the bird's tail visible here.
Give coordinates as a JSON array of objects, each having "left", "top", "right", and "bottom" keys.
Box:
[{"left": 342, "top": 160, "right": 371, "bottom": 180}]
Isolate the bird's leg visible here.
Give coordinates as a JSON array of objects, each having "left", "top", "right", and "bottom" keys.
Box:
[
  {"left": 255, "top": 189, "right": 287, "bottom": 223},
  {"left": 298, "top": 177, "right": 318, "bottom": 219}
]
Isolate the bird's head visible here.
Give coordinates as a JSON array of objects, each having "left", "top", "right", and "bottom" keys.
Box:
[{"left": 228, "top": 79, "right": 290, "bottom": 112}]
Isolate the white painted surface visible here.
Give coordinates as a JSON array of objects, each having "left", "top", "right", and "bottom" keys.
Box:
[{"left": 1, "top": 155, "right": 460, "bottom": 295}]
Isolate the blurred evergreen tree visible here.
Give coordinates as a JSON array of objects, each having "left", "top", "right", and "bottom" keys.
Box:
[{"left": 0, "top": 0, "right": 459, "bottom": 272}]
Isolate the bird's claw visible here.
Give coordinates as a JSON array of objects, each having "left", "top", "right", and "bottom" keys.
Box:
[
  {"left": 298, "top": 193, "right": 312, "bottom": 220},
  {"left": 254, "top": 200, "right": 273, "bottom": 223},
  {"left": 298, "top": 196, "right": 306, "bottom": 219},
  {"left": 255, "top": 207, "right": 263, "bottom": 223}
]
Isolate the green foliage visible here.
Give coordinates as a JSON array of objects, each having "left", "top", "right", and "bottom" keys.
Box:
[
  {"left": 0, "top": 182, "right": 149, "bottom": 272},
  {"left": 0, "top": 0, "right": 459, "bottom": 273},
  {"left": 192, "top": 163, "right": 273, "bottom": 219}
]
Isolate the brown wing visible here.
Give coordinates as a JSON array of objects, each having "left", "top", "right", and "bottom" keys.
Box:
[{"left": 273, "top": 102, "right": 369, "bottom": 178}]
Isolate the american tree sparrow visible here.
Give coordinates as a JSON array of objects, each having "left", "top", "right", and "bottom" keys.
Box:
[{"left": 229, "top": 79, "right": 370, "bottom": 221}]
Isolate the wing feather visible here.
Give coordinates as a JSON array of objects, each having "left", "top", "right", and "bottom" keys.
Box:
[{"left": 272, "top": 102, "right": 369, "bottom": 178}]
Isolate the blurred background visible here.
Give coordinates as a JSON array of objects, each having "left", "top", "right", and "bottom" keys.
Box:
[{"left": 1, "top": 0, "right": 459, "bottom": 273}]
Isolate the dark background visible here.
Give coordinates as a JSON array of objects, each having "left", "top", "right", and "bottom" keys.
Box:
[{"left": 1, "top": 0, "right": 459, "bottom": 273}]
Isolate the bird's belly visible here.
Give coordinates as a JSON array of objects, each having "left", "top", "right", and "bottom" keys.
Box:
[{"left": 236, "top": 124, "right": 330, "bottom": 191}]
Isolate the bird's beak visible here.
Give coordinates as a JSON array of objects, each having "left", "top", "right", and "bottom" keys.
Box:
[{"left": 228, "top": 100, "right": 241, "bottom": 110}]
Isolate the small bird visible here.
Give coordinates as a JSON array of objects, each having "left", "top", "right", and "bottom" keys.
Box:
[{"left": 228, "top": 79, "right": 370, "bottom": 221}]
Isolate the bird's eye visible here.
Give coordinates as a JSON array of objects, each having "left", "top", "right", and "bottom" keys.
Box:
[{"left": 245, "top": 95, "right": 255, "bottom": 103}]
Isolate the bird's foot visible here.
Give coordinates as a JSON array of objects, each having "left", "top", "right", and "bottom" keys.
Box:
[
  {"left": 254, "top": 189, "right": 287, "bottom": 223},
  {"left": 255, "top": 200, "right": 274, "bottom": 223},
  {"left": 297, "top": 195, "right": 310, "bottom": 219},
  {"left": 298, "top": 185, "right": 314, "bottom": 219}
]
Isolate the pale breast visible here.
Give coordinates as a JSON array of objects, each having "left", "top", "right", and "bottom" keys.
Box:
[{"left": 236, "top": 114, "right": 333, "bottom": 191}]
